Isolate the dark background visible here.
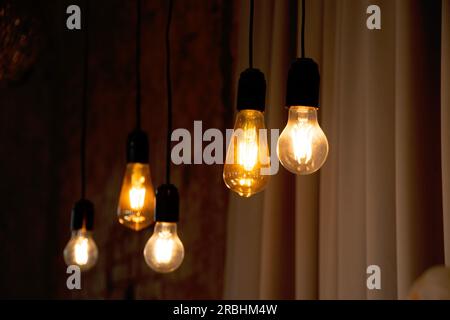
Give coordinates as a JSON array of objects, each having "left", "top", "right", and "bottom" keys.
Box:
[{"left": 0, "top": 0, "right": 237, "bottom": 299}]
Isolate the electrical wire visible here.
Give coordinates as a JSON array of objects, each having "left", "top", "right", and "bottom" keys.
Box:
[
  {"left": 81, "top": 0, "right": 89, "bottom": 199},
  {"left": 301, "top": 0, "right": 305, "bottom": 58},
  {"left": 249, "top": 0, "right": 254, "bottom": 68},
  {"left": 136, "top": 0, "right": 142, "bottom": 129},
  {"left": 165, "top": 0, "right": 173, "bottom": 184}
]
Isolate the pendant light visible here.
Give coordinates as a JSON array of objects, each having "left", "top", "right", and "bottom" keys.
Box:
[
  {"left": 143, "top": 0, "right": 184, "bottom": 273},
  {"left": 223, "top": 0, "right": 270, "bottom": 197},
  {"left": 64, "top": 2, "right": 98, "bottom": 272},
  {"left": 277, "top": 0, "right": 328, "bottom": 175},
  {"left": 117, "top": 0, "right": 156, "bottom": 231}
]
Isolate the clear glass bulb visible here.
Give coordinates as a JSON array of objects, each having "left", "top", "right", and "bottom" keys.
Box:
[
  {"left": 117, "top": 163, "right": 155, "bottom": 231},
  {"left": 277, "top": 106, "right": 328, "bottom": 174},
  {"left": 223, "top": 109, "right": 270, "bottom": 197},
  {"left": 63, "top": 229, "right": 98, "bottom": 271},
  {"left": 143, "top": 222, "right": 184, "bottom": 273}
]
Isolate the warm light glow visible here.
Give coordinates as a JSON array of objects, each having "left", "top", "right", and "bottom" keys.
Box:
[
  {"left": 153, "top": 235, "right": 175, "bottom": 264},
  {"left": 223, "top": 110, "right": 270, "bottom": 197},
  {"left": 129, "top": 186, "right": 146, "bottom": 210},
  {"left": 129, "top": 173, "right": 146, "bottom": 210},
  {"left": 292, "top": 119, "right": 313, "bottom": 164},
  {"left": 239, "top": 178, "right": 252, "bottom": 187},
  {"left": 237, "top": 127, "right": 258, "bottom": 171},
  {"left": 74, "top": 237, "right": 89, "bottom": 265},
  {"left": 117, "top": 163, "right": 155, "bottom": 230},
  {"left": 143, "top": 222, "right": 184, "bottom": 273},
  {"left": 277, "top": 106, "right": 328, "bottom": 175},
  {"left": 64, "top": 230, "right": 98, "bottom": 271}
]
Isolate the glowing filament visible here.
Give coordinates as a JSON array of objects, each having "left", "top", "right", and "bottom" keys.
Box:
[
  {"left": 237, "top": 128, "right": 258, "bottom": 171},
  {"left": 74, "top": 237, "right": 89, "bottom": 266},
  {"left": 129, "top": 187, "right": 146, "bottom": 210},
  {"left": 154, "top": 234, "right": 175, "bottom": 264},
  {"left": 129, "top": 174, "right": 146, "bottom": 210},
  {"left": 293, "top": 122, "right": 313, "bottom": 164}
]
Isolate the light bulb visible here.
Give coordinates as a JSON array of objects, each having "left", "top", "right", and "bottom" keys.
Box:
[
  {"left": 64, "top": 229, "right": 98, "bottom": 271},
  {"left": 144, "top": 222, "right": 184, "bottom": 273},
  {"left": 117, "top": 163, "right": 155, "bottom": 231},
  {"left": 277, "top": 106, "right": 328, "bottom": 174},
  {"left": 223, "top": 109, "right": 270, "bottom": 197}
]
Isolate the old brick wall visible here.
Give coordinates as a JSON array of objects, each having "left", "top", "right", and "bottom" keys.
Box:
[{"left": 0, "top": 0, "right": 237, "bottom": 299}]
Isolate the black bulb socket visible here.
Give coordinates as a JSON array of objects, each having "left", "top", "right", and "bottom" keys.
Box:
[
  {"left": 70, "top": 199, "right": 94, "bottom": 231},
  {"left": 154, "top": 184, "right": 179, "bottom": 223},
  {"left": 237, "top": 68, "right": 266, "bottom": 112},
  {"left": 285, "top": 58, "right": 320, "bottom": 108},
  {"left": 126, "top": 129, "right": 149, "bottom": 163}
]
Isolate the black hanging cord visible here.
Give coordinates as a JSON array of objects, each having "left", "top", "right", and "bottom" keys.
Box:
[
  {"left": 301, "top": 0, "right": 305, "bottom": 58},
  {"left": 249, "top": 0, "right": 254, "bottom": 68},
  {"left": 135, "top": 0, "right": 142, "bottom": 129},
  {"left": 165, "top": 0, "right": 173, "bottom": 184},
  {"left": 81, "top": 0, "right": 89, "bottom": 200}
]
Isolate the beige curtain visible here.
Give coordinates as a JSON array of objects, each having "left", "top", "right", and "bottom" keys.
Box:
[{"left": 224, "top": 0, "right": 450, "bottom": 300}]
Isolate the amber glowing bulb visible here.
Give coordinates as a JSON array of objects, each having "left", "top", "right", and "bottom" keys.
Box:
[
  {"left": 117, "top": 130, "right": 155, "bottom": 231},
  {"left": 223, "top": 109, "right": 270, "bottom": 197},
  {"left": 223, "top": 68, "right": 270, "bottom": 197}
]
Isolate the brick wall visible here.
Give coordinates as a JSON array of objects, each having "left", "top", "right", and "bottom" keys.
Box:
[{"left": 0, "top": 0, "right": 237, "bottom": 299}]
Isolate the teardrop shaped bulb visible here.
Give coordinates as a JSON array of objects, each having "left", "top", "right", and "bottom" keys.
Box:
[
  {"left": 117, "top": 163, "right": 155, "bottom": 231},
  {"left": 223, "top": 110, "right": 270, "bottom": 197}
]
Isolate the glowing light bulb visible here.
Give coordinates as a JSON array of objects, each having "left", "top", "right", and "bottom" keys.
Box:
[
  {"left": 117, "top": 163, "right": 155, "bottom": 231},
  {"left": 223, "top": 109, "right": 270, "bottom": 197},
  {"left": 277, "top": 106, "right": 328, "bottom": 174},
  {"left": 64, "top": 199, "right": 97, "bottom": 271},
  {"left": 129, "top": 171, "right": 147, "bottom": 210},
  {"left": 64, "top": 229, "right": 98, "bottom": 271},
  {"left": 144, "top": 222, "right": 184, "bottom": 273}
]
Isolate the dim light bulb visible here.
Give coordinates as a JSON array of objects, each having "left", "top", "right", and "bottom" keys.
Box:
[
  {"left": 64, "top": 229, "right": 98, "bottom": 271},
  {"left": 277, "top": 106, "right": 328, "bottom": 174},
  {"left": 117, "top": 163, "right": 155, "bottom": 231},
  {"left": 223, "top": 109, "right": 270, "bottom": 197},
  {"left": 143, "top": 222, "right": 184, "bottom": 273}
]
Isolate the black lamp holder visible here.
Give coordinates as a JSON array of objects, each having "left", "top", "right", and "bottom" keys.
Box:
[
  {"left": 126, "top": 129, "right": 149, "bottom": 163},
  {"left": 285, "top": 57, "right": 320, "bottom": 108},
  {"left": 154, "top": 184, "right": 179, "bottom": 223},
  {"left": 71, "top": 199, "right": 94, "bottom": 231},
  {"left": 236, "top": 68, "right": 266, "bottom": 112},
  {"left": 285, "top": 0, "right": 321, "bottom": 108}
]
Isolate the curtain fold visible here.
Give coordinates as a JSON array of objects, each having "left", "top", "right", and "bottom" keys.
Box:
[
  {"left": 364, "top": 0, "right": 397, "bottom": 300},
  {"left": 394, "top": 0, "right": 444, "bottom": 298},
  {"left": 259, "top": 0, "right": 297, "bottom": 300},
  {"left": 224, "top": 0, "right": 450, "bottom": 300},
  {"left": 442, "top": 0, "right": 450, "bottom": 267}
]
